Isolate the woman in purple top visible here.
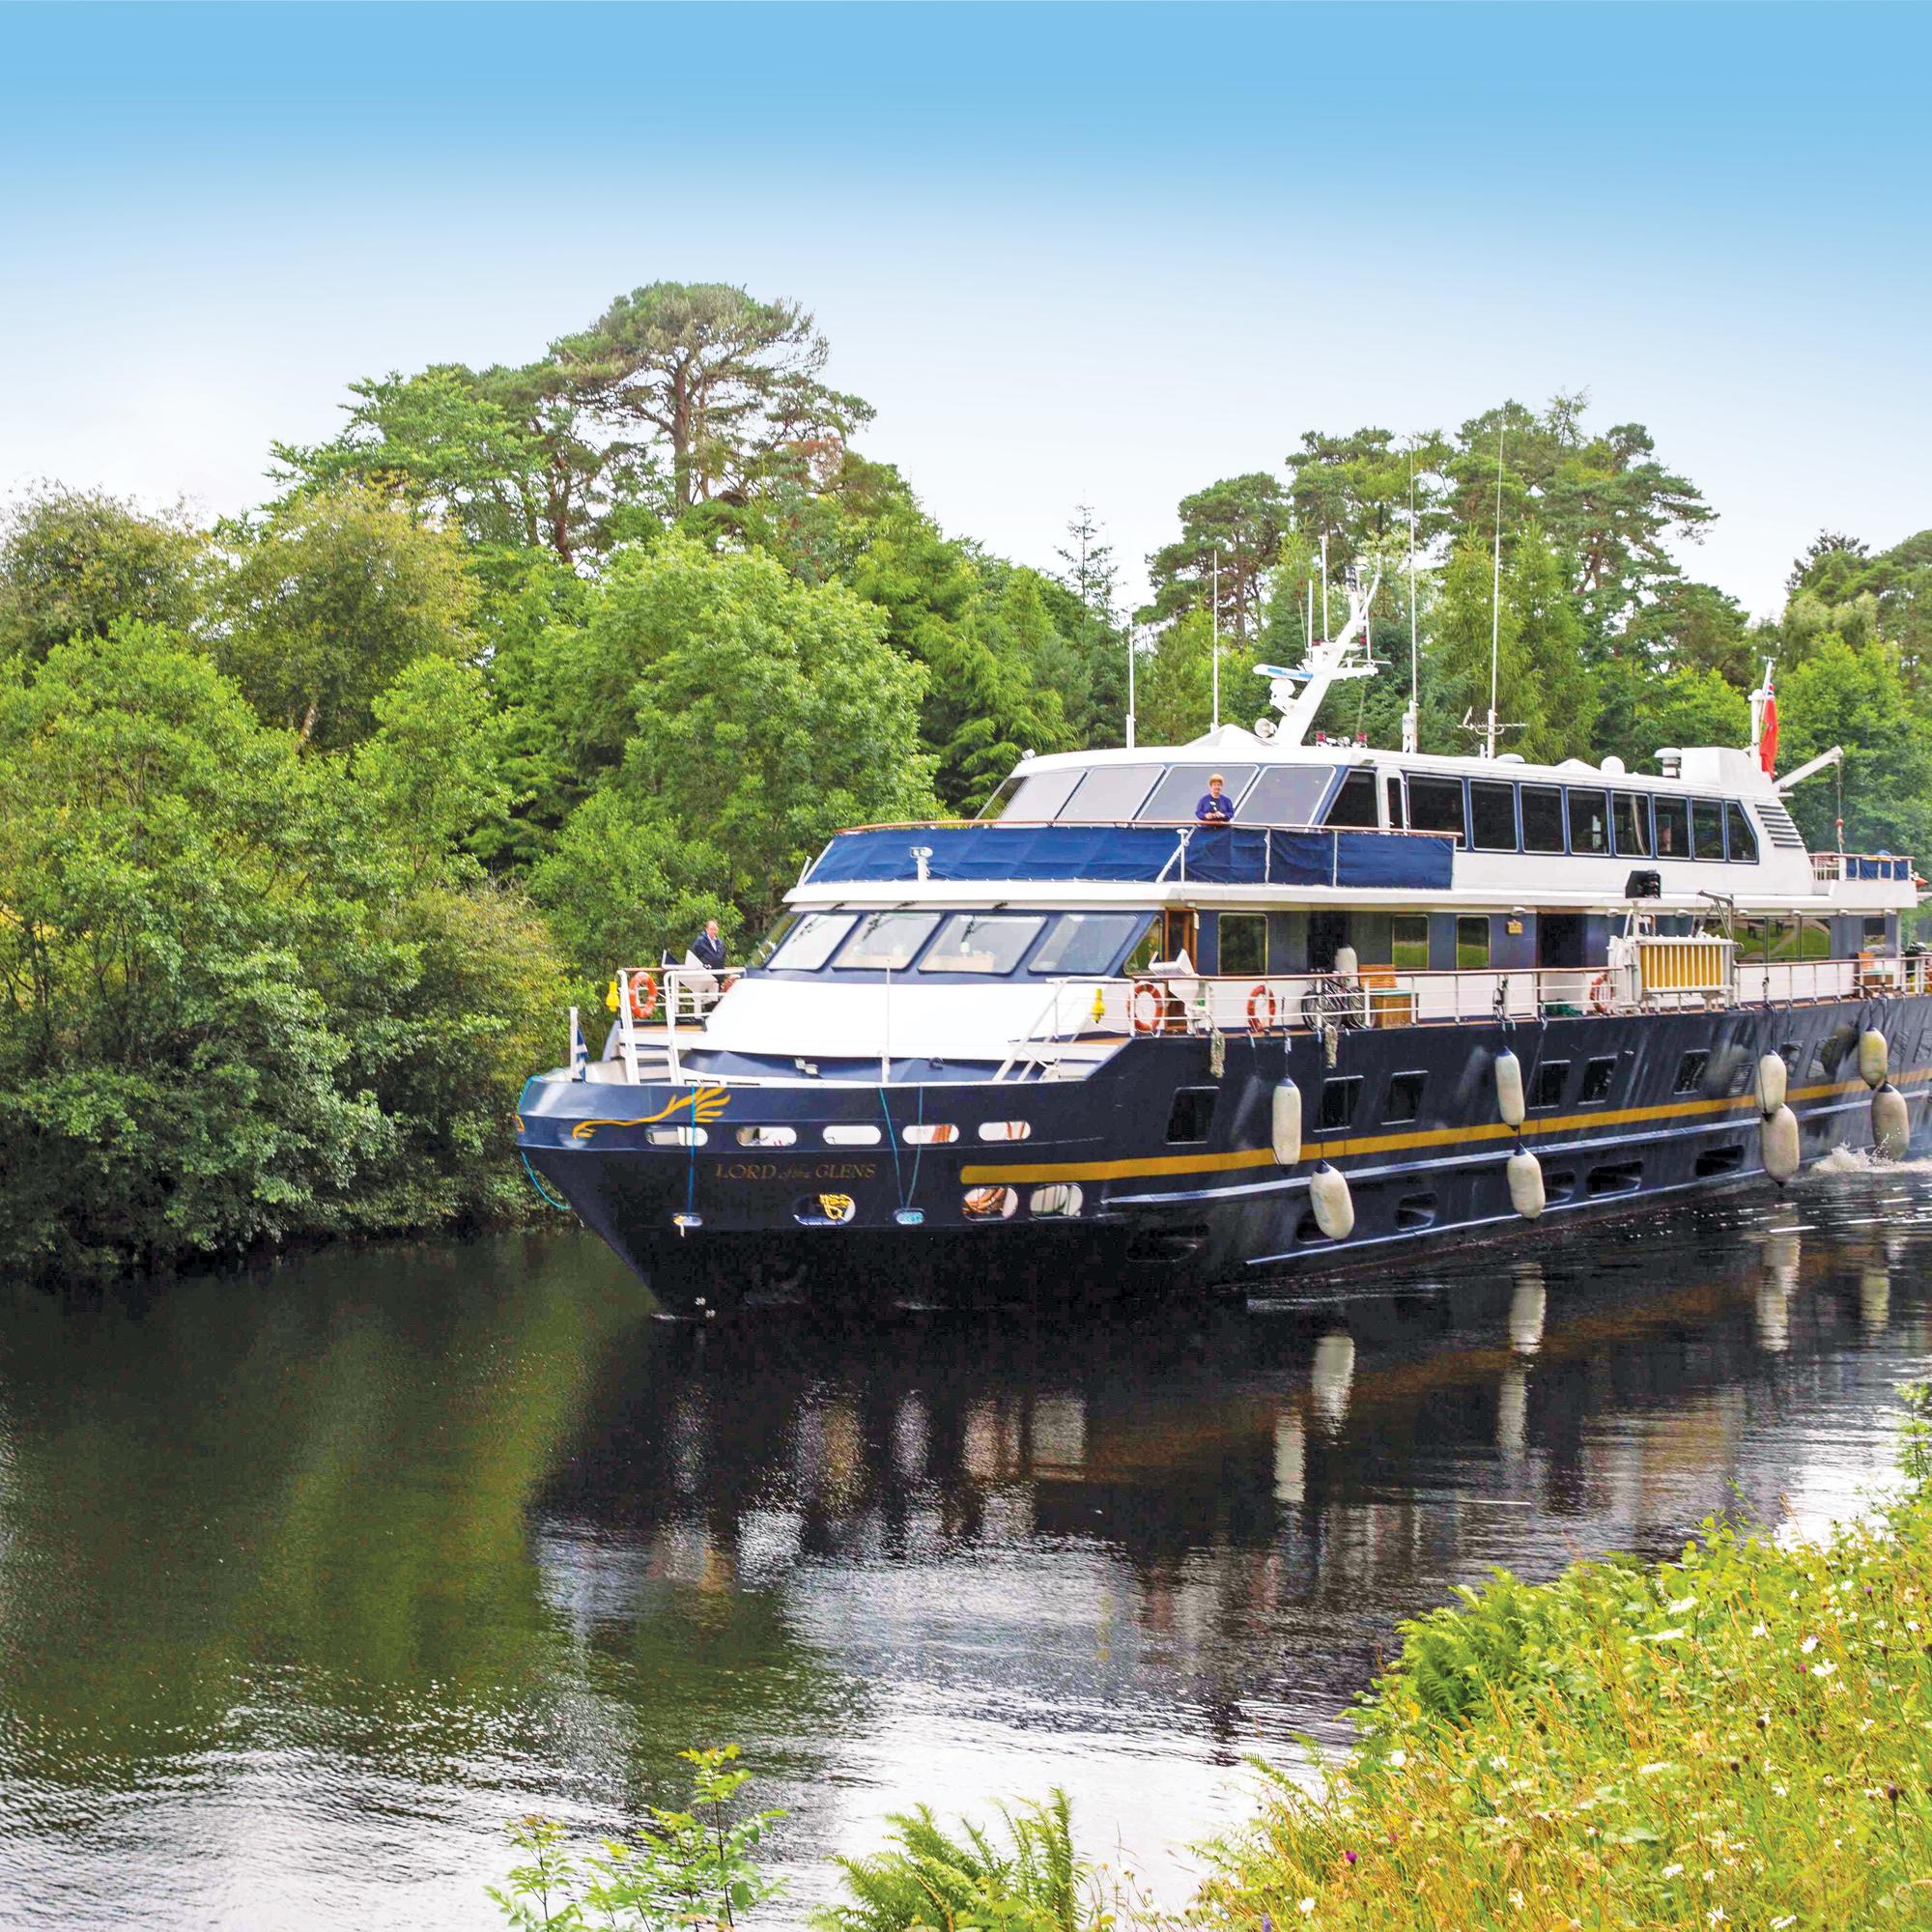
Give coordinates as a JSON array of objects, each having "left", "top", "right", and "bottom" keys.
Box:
[{"left": 1195, "top": 774, "right": 1236, "bottom": 823}]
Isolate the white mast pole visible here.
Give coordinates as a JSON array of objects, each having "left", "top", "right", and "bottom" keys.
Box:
[
  {"left": 1404, "top": 440, "right": 1420, "bottom": 756},
  {"left": 1124, "top": 614, "right": 1136, "bottom": 750},
  {"left": 1210, "top": 550, "right": 1220, "bottom": 730},
  {"left": 1486, "top": 424, "right": 1504, "bottom": 761},
  {"left": 1321, "top": 534, "right": 1330, "bottom": 640},
  {"left": 1304, "top": 578, "right": 1313, "bottom": 654}
]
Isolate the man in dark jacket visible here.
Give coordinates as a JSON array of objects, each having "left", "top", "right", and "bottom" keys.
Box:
[{"left": 692, "top": 920, "right": 725, "bottom": 972}]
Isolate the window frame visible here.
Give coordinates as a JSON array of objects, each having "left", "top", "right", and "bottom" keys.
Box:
[
  {"left": 1469, "top": 780, "right": 1520, "bottom": 852},
  {"left": 1455, "top": 915, "right": 1491, "bottom": 970},
  {"left": 1579, "top": 1056, "right": 1618, "bottom": 1103},
  {"left": 1611, "top": 792, "right": 1652, "bottom": 858},
  {"left": 1026, "top": 911, "right": 1153, "bottom": 978},
  {"left": 1322, "top": 767, "right": 1381, "bottom": 830},
  {"left": 1520, "top": 784, "right": 1566, "bottom": 854},
  {"left": 1318, "top": 1076, "right": 1363, "bottom": 1133},
  {"left": 1672, "top": 1048, "right": 1711, "bottom": 1094},
  {"left": 766, "top": 910, "right": 859, "bottom": 972},
  {"left": 1217, "top": 911, "right": 1268, "bottom": 977},
  {"left": 1723, "top": 800, "right": 1759, "bottom": 864},
  {"left": 832, "top": 910, "right": 944, "bottom": 972},
  {"left": 1567, "top": 785, "right": 1611, "bottom": 856},
  {"left": 1690, "top": 797, "right": 1725, "bottom": 861},
  {"left": 1406, "top": 774, "right": 1468, "bottom": 846},
  {"left": 1530, "top": 1059, "right": 1571, "bottom": 1109},
  {"left": 1653, "top": 794, "right": 1691, "bottom": 859},
  {"left": 916, "top": 912, "right": 1048, "bottom": 977},
  {"left": 1383, "top": 1070, "right": 1427, "bottom": 1124}
]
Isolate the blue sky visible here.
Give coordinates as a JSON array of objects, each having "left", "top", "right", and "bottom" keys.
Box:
[{"left": 2, "top": 3, "right": 1926, "bottom": 617}]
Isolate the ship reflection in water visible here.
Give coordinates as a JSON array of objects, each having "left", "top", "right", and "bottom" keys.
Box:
[{"left": 3, "top": 1167, "right": 1932, "bottom": 1930}]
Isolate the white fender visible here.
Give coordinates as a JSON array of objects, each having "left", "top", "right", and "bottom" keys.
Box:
[
  {"left": 1506, "top": 1149, "right": 1546, "bottom": 1220},
  {"left": 1271, "top": 1081, "right": 1303, "bottom": 1165},
  {"left": 1334, "top": 944, "right": 1359, "bottom": 978},
  {"left": 1761, "top": 1104, "right": 1801, "bottom": 1185},
  {"left": 1494, "top": 1048, "right": 1526, "bottom": 1129},
  {"left": 1873, "top": 1082, "right": 1910, "bottom": 1159},
  {"left": 1754, "top": 1052, "right": 1787, "bottom": 1118},
  {"left": 1859, "top": 1028, "right": 1889, "bottom": 1090},
  {"left": 1309, "top": 1162, "right": 1354, "bottom": 1240}
]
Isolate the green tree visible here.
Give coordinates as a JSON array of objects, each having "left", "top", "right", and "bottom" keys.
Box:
[
  {"left": 213, "top": 483, "right": 476, "bottom": 749},
  {"left": 1776, "top": 634, "right": 1932, "bottom": 857},
  {"left": 0, "top": 486, "right": 207, "bottom": 663},
  {"left": 555, "top": 282, "right": 872, "bottom": 515},
  {"left": 1143, "top": 472, "right": 1289, "bottom": 639},
  {"left": 270, "top": 361, "right": 660, "bottom": 569}
]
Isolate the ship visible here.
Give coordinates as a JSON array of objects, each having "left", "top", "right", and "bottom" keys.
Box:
[{"left": 515, "top": 576, "right": 1929, "bottom": 1314}]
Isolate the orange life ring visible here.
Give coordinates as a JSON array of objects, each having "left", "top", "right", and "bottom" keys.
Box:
[
  {"left": 1246, "top": 983, "right": 1278, "bottom": 1034},
  {"left": 1130, "top": 981, "right": 1166, "bottom": 1035},
  {"left": 626, "top": 971, "right": 661, "bottom": 1021},
  {"left": 1587, "top": 972, "right": 1615, "bottom": 1015}
]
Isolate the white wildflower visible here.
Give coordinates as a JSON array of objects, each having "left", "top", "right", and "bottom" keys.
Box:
[
  {"left": 1662, "top": 1863, "right": 1685, "bottom": 1878},
  {"left": 1638, "top": 1761, "right": 1677, "bottom": 1777},
  {"left": 1387, "top": 1749, "right": 1406, "bottom": 1768},
  {"left": 1298, "top": 1901, "right": 1315, "bottom": 1918},
  {"left": 1750, "top": 1623, "right": 1769, "bottom": 1637},
  {"left": 1707, "top": 1911, "right": 1726, "bottom": 1927},
  {"left": 1772, "top": 1918, "right": 1797, "bottom": 1930},
  {"left": 1801, "top": 1634, "right": 1819, "bottom": 1654},
  {"left": 1812, "top": 1661, "right": 1837, "bottom": 1679},
  {"left": 1668, "top": 1595, "right": 1698, "bottom": 1614}
]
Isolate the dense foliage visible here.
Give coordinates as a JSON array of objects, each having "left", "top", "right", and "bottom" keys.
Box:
[
  {"left": 3, "top": 279, "right": 1925, "bottom": 1277},
  {"left": 1190, "top": 1390, "right": 1932, "bottom": 1930}
]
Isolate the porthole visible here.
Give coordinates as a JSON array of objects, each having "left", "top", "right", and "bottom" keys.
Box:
[
  {"left": 737, "top": 1125, "right": 796, "bottom": 1148},
  {"left": 978, "top": 1121, "right": 1033, "bottom": 1142},
  {"left": 647, "top": 1125, "right": 708, "bottom": 1147},
  {"left": 824, "top": 1123, "right": 882, "bottom": 1147},
  {"left": 1028, "top": 1183, "right": 1084, "bottom": 1218},
  {"left": 902, "top": 1122, "right": 959, "bottom": 1145},
  {"left": 795, "top": 1192, "right": 857, "bottom": 1226},
  {"left": 963, "top": 1185, "right": 1019, "bottom": 1220}
]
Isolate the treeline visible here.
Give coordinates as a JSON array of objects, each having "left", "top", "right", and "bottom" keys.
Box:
[{"left": 2, "top": 280, "right": 1925, "bottom": 1277}]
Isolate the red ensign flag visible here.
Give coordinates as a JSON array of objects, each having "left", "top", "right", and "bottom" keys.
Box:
[{"left": 1760, "top": 684, "right": 1779, "bottom": 776}]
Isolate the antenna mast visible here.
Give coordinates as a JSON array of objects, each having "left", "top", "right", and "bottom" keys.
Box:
[{"left": 1486, "top": 423, "right": 1504, "bottom": 761}]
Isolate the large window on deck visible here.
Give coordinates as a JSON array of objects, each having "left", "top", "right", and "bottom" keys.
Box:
[
  {"left": 834, "top": 911, "right": 942, "bottom": 970},
  {"left": 1521, "top": 785, "right": 1565, "bottom": 853},
  {"left": 1469, "top": 781, "right": 1518, "bottom": 851},
  {"left": 1139, "top": 765, "right": 1257, "bottom": 821},
  {"left": 1407, "top": 776, "right": 1466, "bottom": 843},
  {"left": 1567, "top": 787, "right": 1610, "bottom": 855},
  {"left": 1724, "top": 801, "right": 1759, "bottom": 863},
  {"left": 1653, "top": 796, "right": 1690, "bottom": 858},
  {"left": 1322, "top": 768, "right": 1380, "bottom": 828},
  {"left": 1028, "top": 912, "right": 1149, "bottom": 976},
  {"left": 992, "top": 767, "right": 1084, "bottom": 821},
  {"left": 1612, "top": 793, "right": 1651, "bottom": 857},
  {"left": 767, "top": 911, "right": 856, "bottom": 971},
  {"left": 918, "top": 913, "right": 1044, "bottom": 974},
  {"left": 1239, "top": 765, "right": 1335, "bottom": 825},
  {"left": 1219, "top": 913, "right": 1267, "bottom": 976},
  {"left": 1058, "top": 764, "right": 1163, "bottom": 822},
  {"left": 1690, "top": 799, "right": 1725, "bottom": 860}
]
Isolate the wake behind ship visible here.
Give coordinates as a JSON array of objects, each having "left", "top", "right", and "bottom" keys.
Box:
[{"left": 517, "top": 579, "right": 1930, "bottom": 1313}]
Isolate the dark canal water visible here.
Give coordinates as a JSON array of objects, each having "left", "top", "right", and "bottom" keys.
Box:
[{"left": 4, "top": 1158, "right": 1931, "bottom": 1929}]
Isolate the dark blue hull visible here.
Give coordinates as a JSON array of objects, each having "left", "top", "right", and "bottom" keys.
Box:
[{"left": 517, "top": 995, "right": 1932, "bottom": 1312}]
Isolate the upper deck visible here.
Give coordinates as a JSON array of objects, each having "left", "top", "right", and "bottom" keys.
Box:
[{"left": 792, "top": 734, "right": 1918, "bottom": 918}]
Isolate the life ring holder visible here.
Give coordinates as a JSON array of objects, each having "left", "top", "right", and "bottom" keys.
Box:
[
  {"left": 627, "top": 971, "right": 661, "bottom": 1021},
  {"left": 1587, "top": 971, "right": 1616, "bottom": 1016},
  {"left": 1246, "top": 983, "right": 1278, "bottom": 1034},
  {"left": 1130, "top": 981, "right": 1167, "bottom": 1035}
]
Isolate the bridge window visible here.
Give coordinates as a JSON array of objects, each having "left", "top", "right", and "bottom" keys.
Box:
[
  {"left": 1612, "top": 793, "right": 1651, "bottom": 858},
  {"left": 1058, "top": 763, "right": 1162, "bottom": 822},
  {"left": 1241, "top": 764, "right": 1336, "bottom": 825},
  {"left": 1028, "top": 912, "right": 1148, "bottom": 976},
  {"left": 1407, "top": 776, "right": 1466, "bottom": 843},
  {"left": 1139, "top": 764, "right": 1258, "bottom": 822},
  {"left": 1219, "top": 913, "right": 1267, "bottom": 976},
  {"left": 1470, "top": 781, "right": 1519, "bottom": 851},
  {"left": 1724, "top": 801, "right": 1759, "bottom": 863},
  {"left": 1567, "top": 787, "right": 1610, "bottom": 855},
  {"left": 991, "top": 766, "right": 1084, "bottom": 821},
  {"left": 835, "top": 911, "right": 941, "bottom": 970},
  {"left": 1520, "top": 785, "right": 1565, "bottom": 853},
  {"left": 1690, "top": 798, "right": 1725, "bottom": 860},
  {"left": 919, "top": 913, "right": 1044, "bottom": 975},
  {"left": 768, "top": 911, "right": 856, "bottom": 971},
  {"left": 1323, "top": 768, "right": 1379, "bottom": 828},
  {"left": 1654, "top": 796, "right": 1690, "bottom": 857}
]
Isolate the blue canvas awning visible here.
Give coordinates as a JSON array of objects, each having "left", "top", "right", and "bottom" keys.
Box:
[{"left": 803, "top": 824, "right": 1454, "bottom": 890}]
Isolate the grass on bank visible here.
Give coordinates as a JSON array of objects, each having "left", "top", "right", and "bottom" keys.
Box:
[
  {"left": 1192, "top": 1388, "right": 1932, "bottom": 1932},
  {"left": 496, "top": 1393, "right": 1932, "bottom": 1932}
]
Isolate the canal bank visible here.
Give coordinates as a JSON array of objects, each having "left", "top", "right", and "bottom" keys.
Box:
[{"left": 2, "top": 1163, "right": 1929, "bottom": 1927}]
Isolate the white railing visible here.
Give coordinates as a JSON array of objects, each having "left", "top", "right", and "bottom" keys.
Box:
[{"left": 1812, "top": 849, "right": 1918, "bottom": 886}]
